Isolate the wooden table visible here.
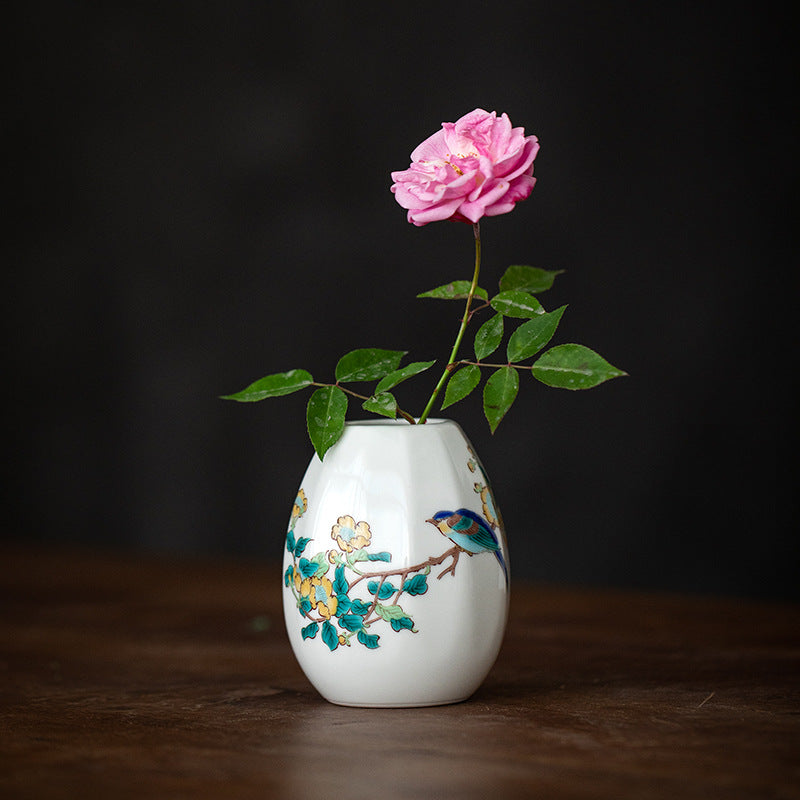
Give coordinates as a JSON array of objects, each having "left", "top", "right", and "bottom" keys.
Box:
[{"left": 2, "top": 545, "right": 798, "bottom": 799}]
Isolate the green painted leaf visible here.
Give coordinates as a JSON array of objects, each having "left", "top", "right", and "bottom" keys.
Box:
[
  {"left": 338, "top": 614, "right": 364, "bottom": 632},
  {"left": 336, "top": 594, "right": 352, "bottom": 615},
  {"left": 335, "top": 348, "right": 407, "bottom": 383},
  {"left": 474, "top": 313, "right": 504, "bottom": 361},
  {"left": 375, "top": 360, "right": 436, "bottom": 393},
  {"left": 298, "top": 558, "right": 317, "bottom": 578},
  {"left": 362, "top": 392, "right": 398, "bottom": 419},
  {"left": 368, "top": 581, "right": 396, "bottom": 600},
  {"left": 309, "top": 552, "right": 329, "bottom": 578},
  {"left": 357, "top": 629, "right": 380, "bottom": 649},
  {"left": 490, "top": 290, "right": 544, "bottom": 319},
  {"left": 306, "top": 386, "right": 348, "bottom": 460},
  {"left": 366, "top": 551, "right": 392, "bottom": 562},
  {"left": 483, "top": 366, "right": 519, "bottom": 434},
  {"left": 293, "top": 537, "right": 311, "bottom": 558},
  {"left": 350, "top": 599, "right": 372, "bottom": 615},
  {"left": 417, "top": 281, "right": 489, "bottom": 302},
  {"left": 506, "top": 306, "right": 567, "bottom": 362},
  {"left": 375, "top": 603, "right": 407, "bottom": 621},
  {"left": 390, "top": 616, "right": 415, "bottom": 632},
  {"left": 221, "top": 369, "right": 313, "bottom": 402},
  {"left": 532, "top": 344, "right": 627, "bottom": 390},
  {"left": 301, "top": 622, "right": 319, "bottom": 640},
  {"left": 321, "top": 620, "right": 339, "bottom": 651},
  {"left": 499, "top": 265, "right": 564, "bottom": 294},
  {"left": 402, "top": 574, "right": 428, "bottom": 596},
  {"left": 333, "top": 565, "right": 348, "bottom": 596},
  {"left": 286, "top": 529, "right": 296, "bottom": 554},
  {"left": 441, "top": 364, "right": 481, "bottom": 410}
]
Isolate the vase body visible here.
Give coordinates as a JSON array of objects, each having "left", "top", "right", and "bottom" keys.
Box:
[{"left": 281, "top": 418, "right": 509, "bottom": 707}]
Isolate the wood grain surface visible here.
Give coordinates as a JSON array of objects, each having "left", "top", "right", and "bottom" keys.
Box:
[{"left": 2, "top": 545, "right": 798, "bottom": 799}]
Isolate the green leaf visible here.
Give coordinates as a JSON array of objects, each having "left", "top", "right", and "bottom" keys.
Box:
[
  {"left": 402, "top": 574, "right": 428, "bottom": 596},
  {"left": 309, "top": 552, "right": 329, "bottom": 578},
  {"left": 335, "top": 348, "right": 407, "bottom": 383},
  {"left": 375, "top": 360, "right": 436, "bottom": 393},
  {"left": 220, "top": 369, "right": 313, "bottom": 402},
  {"left": 338, "top": 614, "right": 364, "bottom": 632},
  {"left": 301, "top": 622, "right": 319, "bottom": 640},
  {"left": 321, "top": 620, "right": 339, "bottom": 651},
  {"left": 306, "top": 386, "right": 348, "bottom": 460},
  {"left": 293, "top": 537, "right": 311, "bottom": 558},
  {"left": 474, "top": 314, "right": 504, "bottom": 361},
  {"left": 490, "top": 290, "right": 544, "bottom": 318},
  {"left": 441, "top": 364, "right": 481, "bottom": 410},
  {"left": 506, "top": 305, "right": 567, "bottom": 362},
  {"left": 483, "top": 366, "right": 519, "bottom": 434},
  {"left": 532, "top": 344, "right": 627, "bottom": 390},
  {"left": 357, "top": 630, "right": 380, "bottom": 649},
  {"left": 390, "top": 616, "right": 415, "bottom": 632},
  {"left": 368, "top": 581, "right": 396, "bottom": 600},
  {"left": 499, "top": 265, "right": 564, "bottom": 294},
  {"left": 375, "top": 603, "right": 407, "bottom": 621},
  {"left": 417, "top": 281, "right": 489, "bottom": 302},
  {"left": 362, "top": 392, "right": 397, "bottom": 419},
  {"left": 333, "top": 565, "right": 348, "bottom": 596}
]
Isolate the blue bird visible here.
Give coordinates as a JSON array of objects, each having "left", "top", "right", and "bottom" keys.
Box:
[{"left": 426, "top": 508, "right": 508, "bottom": 583}]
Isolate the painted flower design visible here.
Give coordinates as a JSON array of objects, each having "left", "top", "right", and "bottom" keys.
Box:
[
  {"left": 289, "top": 489, "right": 308, "bottom": 528},
  {"left": 296, "top": 572, "right": 339, "bottom": 619},
  {"left": 331, "top": 515, "right": 372, "bottom": 552},
  {"left": 475, "top": 483, "right": 499, "bottom": 530},
  {"left": 391, "top": 108, "right": 539, "bottom": 226}
]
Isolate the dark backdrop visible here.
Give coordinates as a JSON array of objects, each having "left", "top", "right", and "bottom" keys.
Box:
[{"left": 6, "top": 3, "right": 796, "bottom": 599}]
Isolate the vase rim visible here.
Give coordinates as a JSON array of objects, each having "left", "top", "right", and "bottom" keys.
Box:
[{"left": 344, "top": 417, "right": 453, "bottom": 427}]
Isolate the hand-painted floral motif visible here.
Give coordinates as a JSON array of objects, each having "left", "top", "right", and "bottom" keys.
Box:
[
  {"left": 284, "top": 451, "right": 506, "bottom": 652},
  {"left": 331, "top": 515, "right": 372, "bottom": 552},
  {"left": 290, "top": 489, "right": 308, "bottom": 528}
]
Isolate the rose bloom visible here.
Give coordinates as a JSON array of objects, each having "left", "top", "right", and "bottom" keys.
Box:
[{"left": 391, "top": 108, "right": 539, "bottom": 226}]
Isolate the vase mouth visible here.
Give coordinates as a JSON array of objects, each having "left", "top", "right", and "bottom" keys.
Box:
[{"left": 344, "top": 417, "right": 452, "bottom": 427}]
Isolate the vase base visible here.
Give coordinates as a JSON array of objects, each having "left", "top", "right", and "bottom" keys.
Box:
[{"left": 324, "top": 694, "right": 471, "bottom": 709}]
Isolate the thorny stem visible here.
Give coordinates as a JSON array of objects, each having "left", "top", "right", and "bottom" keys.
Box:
[{"left": 418, "top": 222, "right": 482, "bottom": 424}]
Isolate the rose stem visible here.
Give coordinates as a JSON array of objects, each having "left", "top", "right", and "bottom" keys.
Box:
[{"left": 418, "top": 221, "right": 482, "bottom": 424}]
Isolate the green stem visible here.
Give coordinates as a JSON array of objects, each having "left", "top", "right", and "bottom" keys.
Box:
[
  {"left": 313, "top": 382, "right": 416, "bottom": 425},
  {"left": 418, "top": 222, "right": 482, "bottom": 424}
]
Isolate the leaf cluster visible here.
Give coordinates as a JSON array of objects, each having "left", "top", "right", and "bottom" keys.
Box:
[
  {"left": 221, "top": 265, "right": 625, "bottom": 460},
  {"left": 424, "top": 265, "right": 626, "bottom": 433},
  {"left": 221, "top": 349, "right": 436, "bottom": 460}
]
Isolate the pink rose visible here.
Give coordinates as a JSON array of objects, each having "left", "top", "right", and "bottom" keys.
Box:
[{"left": 390, "top": 108, "right": 539, "bottom": 226}]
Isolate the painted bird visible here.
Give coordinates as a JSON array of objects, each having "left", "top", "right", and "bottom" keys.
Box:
[{"left": 426, "top": 508, "right": 508, "bottom": 583}]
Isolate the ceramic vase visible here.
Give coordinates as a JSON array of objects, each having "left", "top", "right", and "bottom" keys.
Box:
[{"left": 281, "top": 418, "right": 509, "bottom": 707}]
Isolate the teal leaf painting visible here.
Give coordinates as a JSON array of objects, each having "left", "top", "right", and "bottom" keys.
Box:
[
  {"left": 301, "top": 622, "right": 319, "bottom": 640},
  {"left": 321, "top": 620, "right": 339, "bottom": 651}
]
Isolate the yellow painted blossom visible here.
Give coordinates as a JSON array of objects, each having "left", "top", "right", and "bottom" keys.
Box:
[
  {"left": 291, "top": 489, "right": 308, "bottom": 525},
  {"left": 297, "top": 573, "right": 339, "bottom": 620},
  {"left": 331, "top": 515, "right": 372, "bottom": 552},
  {"left": 475, "top": 483, "right": 499, "bottom": 530}
]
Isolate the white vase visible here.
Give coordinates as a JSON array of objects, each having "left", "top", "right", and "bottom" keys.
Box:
[{"left": 282, "top": 418, "right": 509, "bottom": 707}]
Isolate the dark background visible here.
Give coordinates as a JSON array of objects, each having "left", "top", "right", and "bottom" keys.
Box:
[{"left": 6, "top": 3, "right": 796, "bottom": 599}]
